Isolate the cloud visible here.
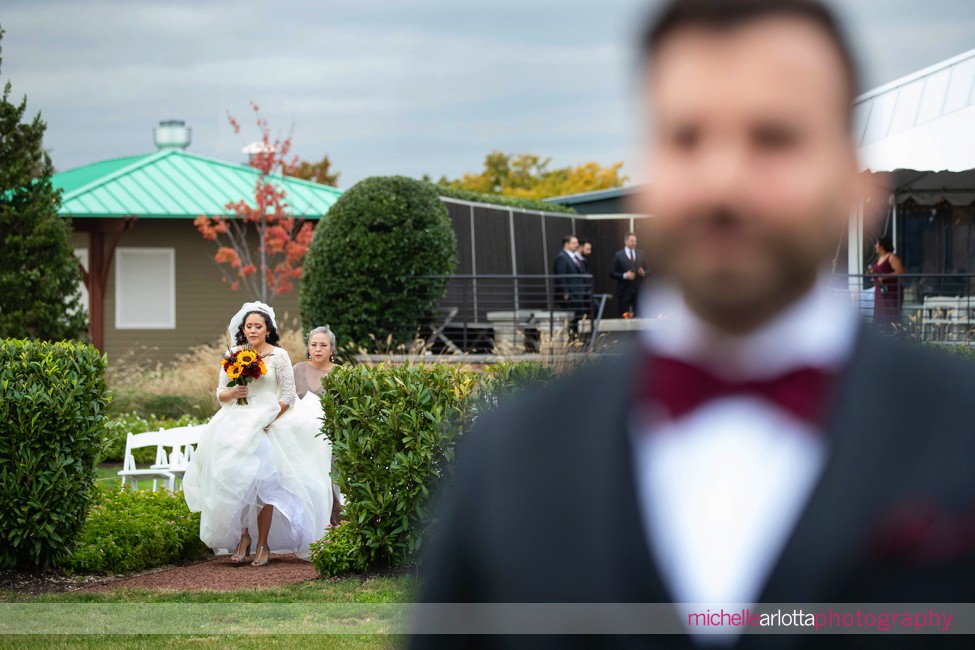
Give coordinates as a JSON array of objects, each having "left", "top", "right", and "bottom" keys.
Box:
[{"left": 2, "top": 0, "right": 974, "bottom": 184}]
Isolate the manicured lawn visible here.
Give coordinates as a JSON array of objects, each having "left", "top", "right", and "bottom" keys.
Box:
[
  {"left": 16, "top": 574, "right": 414, "bottom": 604},
  {"left": 95, "top": 464, "right": 121, "bottom": 482},
  {"left": 0, "top": 635, "right": 404, "bottom": 649},
  {"left": 96, "top": 464, "right": 157, "bottom": 492},
  {"left": 0, "top": 574, "right": 415, "bottom": 649}
]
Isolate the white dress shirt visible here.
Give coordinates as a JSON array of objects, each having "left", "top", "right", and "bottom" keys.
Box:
[{"left": 631, "top": 278, "right": 858, "bottom": 631}]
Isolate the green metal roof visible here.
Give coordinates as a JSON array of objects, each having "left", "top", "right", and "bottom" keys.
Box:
[{"left": 53, "top": 149, "right": 342, "bottom": 219}]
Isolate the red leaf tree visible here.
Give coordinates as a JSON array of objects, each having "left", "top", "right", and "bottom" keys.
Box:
[{"left": 195, "top": 102, "right": 315, "bottom": 303}]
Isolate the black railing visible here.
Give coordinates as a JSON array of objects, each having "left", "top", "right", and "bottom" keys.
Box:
[
  {"left": 415, "top": 275, "right": 613, "bottom": 354},
  {"left": 414, "top": 273, "right": 975, "bottom": 355},
  {"left": 841, "top": 273, "right": 975, "bottom": 344}
]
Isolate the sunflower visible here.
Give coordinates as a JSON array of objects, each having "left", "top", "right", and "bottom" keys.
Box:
[
  {"left": 226, "top": 363, "right": 243, "bottom": 380},
  {"left": 237, "top": 349, "right": 258, "bottom": 365}
]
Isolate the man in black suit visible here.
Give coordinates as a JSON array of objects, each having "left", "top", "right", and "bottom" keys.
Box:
[
  {"left": 610, "top": 232, "right": 648, "bottom": 316},
  {"left": 552, "top": 234, "right": 587, "bottom": 336},
  {"left": 415, "top": 0, "right": 975, "bottom": 646},
  {"left": 578, "top": 237, "right": 593, "bottom": 274},
  {"left": 579, "top": 237, "right": 598, "bottom": 320}
]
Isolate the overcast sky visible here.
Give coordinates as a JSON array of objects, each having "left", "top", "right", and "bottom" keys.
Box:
[{"left": 3, "top": 0, "right": 974, "bottom": 187}]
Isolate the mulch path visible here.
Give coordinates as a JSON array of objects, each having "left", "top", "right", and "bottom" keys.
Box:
[
  {"left": 80, "top": 553, "right": 319, "bottom": 593},
  {"left": 1, "top": 553, "right": 319, "bottom": 596}
]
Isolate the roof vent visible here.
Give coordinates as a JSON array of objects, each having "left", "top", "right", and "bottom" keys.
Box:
[{"left": 154, "top": 120, "right": 191, "bottom": 150}]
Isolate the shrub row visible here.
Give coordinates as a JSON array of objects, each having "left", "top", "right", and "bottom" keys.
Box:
[
  {"left": 108, "top": 390, "right": 213, "bottom": 421},
  {"left": 0, "top": 338, "right": 110, "bottom": 570},
  {"left": 63, "top": 485, "right": 208, "bottom": 574},
  {"left": 312, "top": 361, "right": 554, "bottom": 577}
]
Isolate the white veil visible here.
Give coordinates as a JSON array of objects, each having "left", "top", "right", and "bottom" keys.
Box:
[{"left": 227, "top": 301, "right": 277, "bottom": 346}]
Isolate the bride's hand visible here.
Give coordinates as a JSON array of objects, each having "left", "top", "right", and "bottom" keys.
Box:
[{"left": 233, "top": 385, "right": 249, "bottom": 399}]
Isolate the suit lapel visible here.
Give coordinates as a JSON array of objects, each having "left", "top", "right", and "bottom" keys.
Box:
[
  {"left": 586, "top": 349, "right": 676, "bottom": 603},
  {"left": 560, "top": 250, "right": 576, "bottom": 272},
  {"left": 582, "top": 331, "right": 911, "bottom": 607},
  {"left": 591, "top": 330, "right": 922, "bottom": 648},
  {"left": 757, "top": 328, "right": 912, "bottom": 606}
]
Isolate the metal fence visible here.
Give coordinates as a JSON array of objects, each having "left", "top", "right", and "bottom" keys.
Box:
[
  {"left": 414, "top": 273, "right": 975, "bottom": 355},
  {"left": 415, "top": 274, "right": 612, "bottom": 354},
  {"left": 842, "top": 273, "right": 975, "bottom": 344}
]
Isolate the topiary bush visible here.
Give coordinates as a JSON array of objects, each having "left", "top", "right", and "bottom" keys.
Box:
[
  {"left": 62, "top": 484, "right": 208, "bottom": 574},
  {"left": 301, "top": 176, "right": 458, "bottom": 351},
  {"left": 0, "top": 338, "right": 110, "bottom": 570},
  {"left": 319, "top": 363, "right": 477, "bottom": 574}
]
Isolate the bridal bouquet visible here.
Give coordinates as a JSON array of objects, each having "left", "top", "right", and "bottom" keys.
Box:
[{"left": 223, "top": 348, "right": 268, "bottom": 405}]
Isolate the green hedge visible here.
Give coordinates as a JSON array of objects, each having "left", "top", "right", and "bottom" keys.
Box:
[
  {"left": 310, "top": 520, "right": 365, "bottom": 577},
  {"left": 317, "top": 363, "right": 477, "bottom": 573},
  {"left": 63, "top": 485, "right": 208, "bottom": 574},
  {"left": 301, "top": 176, "right": 458, "bottom": 351},
  {"left": 0, "top": 338, "right": 109, "bottom": 570},
  {"left": 108, "top": 390, "right": 213, "bottom": 421},
  {"left": 468, "top": 362, "right": 557, "bottom": 420},
  {"left": 927, "top": 342, "right": 975, "bottom": 361},
  {"left": 312, "top": 362, "right": 553, "bottom": 576},
  {"left": 431, "top": 183, "right": 576, "bottom": 214}
]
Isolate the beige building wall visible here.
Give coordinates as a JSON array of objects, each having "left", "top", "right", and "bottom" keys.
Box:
[{"left": 72, "top": 219, "right": 303, "bottom": 366}]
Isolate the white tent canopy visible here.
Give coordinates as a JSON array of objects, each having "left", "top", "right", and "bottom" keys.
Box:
[
  {"left": 871, "top": 168, "right": 975, "bottom": 206},
  {"left": 849, "top": 48, "right": 975, "bottom": 275},
  {"left": 855, "top": 47, "right": 975, "bottom": 179}
]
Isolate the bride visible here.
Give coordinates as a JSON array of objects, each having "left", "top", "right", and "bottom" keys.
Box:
[{"left": 183, "top": 301, "right": 332, "bottom": 566}]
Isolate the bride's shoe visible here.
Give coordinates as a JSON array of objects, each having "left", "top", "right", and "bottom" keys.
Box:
[
  {"left": 251, "top": 545, "right": 270, "bottom": 567},
  {"left": 230, "top": 534, "right": 251, "bottom": 564}
]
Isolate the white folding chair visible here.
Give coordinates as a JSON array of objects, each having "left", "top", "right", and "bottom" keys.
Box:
[{"left": 117, "top": 429, "right": 175, "bottom": 491}]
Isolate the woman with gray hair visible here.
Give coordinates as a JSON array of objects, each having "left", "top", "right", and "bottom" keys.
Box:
[
  {"left": 294, "top": 326, "right": 336, "bottom": 396},
  {"left": 293, "top": 325, "right": 344, "bottom": 526}
]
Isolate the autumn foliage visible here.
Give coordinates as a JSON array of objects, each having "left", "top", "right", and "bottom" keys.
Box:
[
  {"left": 290, "top": 154, "right": 340, "bottom": 187},
  {"left": 194, "top": 102, "right": 315, "bottom": 302},
  {"left": 441, "top": 151, "right": 627, "bottom": 200}
]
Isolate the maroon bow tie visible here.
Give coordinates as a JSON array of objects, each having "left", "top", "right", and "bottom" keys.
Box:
[{"left": 644, "top": 356, "right": 835, "bottom": 424}]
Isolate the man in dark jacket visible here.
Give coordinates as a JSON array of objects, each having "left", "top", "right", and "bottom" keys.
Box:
[
  {"left": 552, "top": 234, "right": 587, "bottom": 335},
  {"left": 609, "top": 232, "right": 648, "bottom": 316}
]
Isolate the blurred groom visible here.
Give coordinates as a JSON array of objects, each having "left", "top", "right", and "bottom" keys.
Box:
[{"left": 415, "top": 0, "right": 975, "bottom": 646}]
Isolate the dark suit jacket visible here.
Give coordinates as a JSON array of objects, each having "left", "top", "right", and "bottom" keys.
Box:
[
  {"left": 553, "top": 249, "right": 586, "bottom": 302},
  {"left": 610, "top": 248, "right": 647, "bottom": 292},
  {"left": 414, "top": 327, "right": 975, "bottom": 649}
]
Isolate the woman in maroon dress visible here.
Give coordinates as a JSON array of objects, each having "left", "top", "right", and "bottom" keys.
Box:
[{"left": 868, "top": 236, "right": 904, "bottom": 332}]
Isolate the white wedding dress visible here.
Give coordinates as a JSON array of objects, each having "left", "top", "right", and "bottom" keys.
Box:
[{"left": 183, "top": 346, "right": 332, "bottom": 560}]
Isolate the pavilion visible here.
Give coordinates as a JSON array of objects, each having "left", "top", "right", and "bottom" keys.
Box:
[{"left": 56, "top": 121, "right": 342, "bottom": 361}]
